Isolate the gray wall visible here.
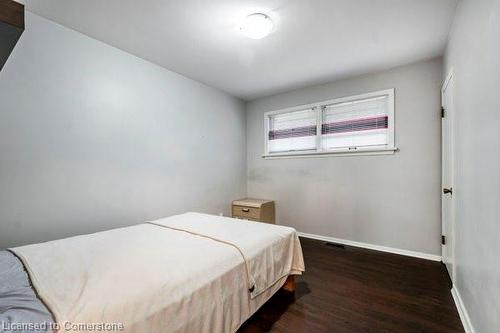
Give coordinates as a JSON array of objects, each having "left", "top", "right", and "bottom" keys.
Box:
[
  {"left": 246, "top": 58, "right": 443, "bottom": 255},
  {"left": 0, "top": 12, "right": 246, "bottom": 249},
  {"left": 444, "top": 0, "right": 500, "bottom": 331}
]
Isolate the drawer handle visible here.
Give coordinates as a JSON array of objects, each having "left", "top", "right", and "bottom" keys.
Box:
[{"left": 242, "top": 208, "right": 250, "bottom": 212}]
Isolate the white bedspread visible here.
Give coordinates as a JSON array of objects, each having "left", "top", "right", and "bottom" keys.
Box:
[{"left": 10, "top": 213, "right": 305, "bottom": 333}]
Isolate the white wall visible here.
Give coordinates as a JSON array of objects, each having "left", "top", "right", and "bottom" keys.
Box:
[
  {"left": 444, "top": 0, "right": 500, "bottom": 332},
  {"left": 246, "top": 58, "right": 443, "bottom": 256},
  {"left": 0, "top": 13, "right": 246, "bottom": 248}
]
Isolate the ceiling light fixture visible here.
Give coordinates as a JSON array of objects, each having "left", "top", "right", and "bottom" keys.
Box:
[{"left": 240, "top": 13, "right": 273, "bottom": 39}]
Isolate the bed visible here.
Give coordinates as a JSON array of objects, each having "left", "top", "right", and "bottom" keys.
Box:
[{"left": 0, "top": 212, "right": 305, "bottom": 332}]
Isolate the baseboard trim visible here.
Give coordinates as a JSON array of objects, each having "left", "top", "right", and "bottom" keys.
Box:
[
  {"left": 451, "top": 287, "right": 475, "bottom": 333},
  {"left": 297, "top": 231, "right": 442, "bottom": 262}
]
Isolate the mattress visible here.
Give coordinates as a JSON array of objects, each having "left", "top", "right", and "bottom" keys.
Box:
[{"left": 3, "top": 212, "right": 305, "bottom": 332}]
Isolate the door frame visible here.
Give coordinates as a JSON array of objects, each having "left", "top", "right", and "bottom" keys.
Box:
[{"left": 441, "top": 69, "right": 456, "bottom": 283}]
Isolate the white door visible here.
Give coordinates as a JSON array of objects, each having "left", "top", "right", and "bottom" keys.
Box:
[{"left": 441, "top": 72, "right": 455, "bottom": 282}]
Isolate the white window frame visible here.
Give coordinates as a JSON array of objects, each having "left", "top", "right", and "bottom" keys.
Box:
[{"left": 263, "top": 89, "right": 397, "bottom": 159}]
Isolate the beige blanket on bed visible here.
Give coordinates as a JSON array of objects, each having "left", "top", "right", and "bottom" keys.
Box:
[{"left": 11, "top": 212, "right": 305, "bottom": 333}]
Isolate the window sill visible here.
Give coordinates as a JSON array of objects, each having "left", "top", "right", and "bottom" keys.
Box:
[{"left": 262, "top": 147, "right": 398, "bottom": 159}]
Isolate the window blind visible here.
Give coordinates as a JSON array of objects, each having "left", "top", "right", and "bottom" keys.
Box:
[
  {"left": 268, "top": 108, "right": 317, "bottom": 153},
  {"left": 321, "top": 96, "right": 389, "bottom": 150}
]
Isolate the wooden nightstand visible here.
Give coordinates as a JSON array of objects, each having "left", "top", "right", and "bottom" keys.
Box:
[{"left": 231, "top": 198, "right": 275, "bottom": 224}]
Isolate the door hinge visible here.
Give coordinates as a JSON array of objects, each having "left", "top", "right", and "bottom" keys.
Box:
[
  {"left": 441, "top": 235, "right": 446, "bottom": 245},
  {"left": 441, "top": 107, "right": 446, "bottom": 118}
]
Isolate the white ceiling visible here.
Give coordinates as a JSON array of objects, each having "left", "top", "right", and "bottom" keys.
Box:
[{"left": 21, "top": 0, "right": 458, "bottom": 100}]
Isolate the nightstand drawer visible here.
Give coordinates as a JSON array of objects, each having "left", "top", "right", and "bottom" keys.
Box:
[{"left": 232, "top": 205, "right": 261, "bottom": 219}]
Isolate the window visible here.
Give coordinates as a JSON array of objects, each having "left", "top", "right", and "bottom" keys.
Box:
[
  {"left": 264, "top": 89, "right": 395, "bottom": 157},
  {"left": 267, "top": 108, "right": 317, "bottom": 153}
]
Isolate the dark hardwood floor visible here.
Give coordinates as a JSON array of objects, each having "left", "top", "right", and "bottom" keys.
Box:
[{"left": 239, "top": 237, "right": 464, "bottom": 333}]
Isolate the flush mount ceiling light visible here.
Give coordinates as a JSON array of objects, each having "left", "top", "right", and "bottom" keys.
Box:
[{"left": 239, "top": 13, "right": 273, "bottom": 39}]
